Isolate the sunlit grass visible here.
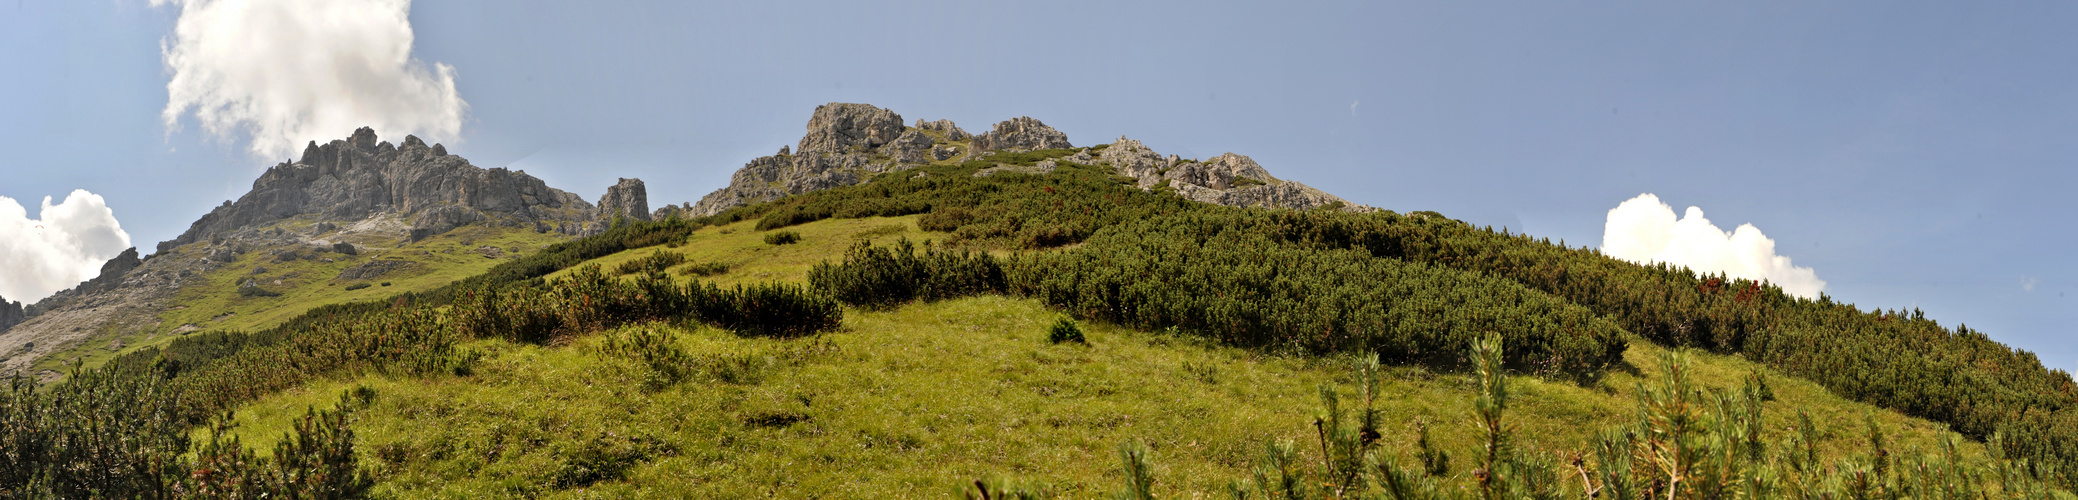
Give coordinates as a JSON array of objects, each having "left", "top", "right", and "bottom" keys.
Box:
[
  {"left": 33, "top": 222, "right": 568, "bottom": 375},
  {"left": 229, "top": 296, "right": 1998, "bottom": 498}
]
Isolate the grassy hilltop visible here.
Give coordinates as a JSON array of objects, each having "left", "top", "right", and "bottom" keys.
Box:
[{"left": 3, "top": 147, "right": 2074, "bottom": 498}]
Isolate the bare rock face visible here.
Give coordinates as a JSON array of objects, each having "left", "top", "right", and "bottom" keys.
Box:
[
  {"left": 914, "top": 119, "right": 970, "bottom": 141},
  {"left": 652, "top": 202, "right": 692, "bottom": 221},
  {"left": 156, "top": 127, "right": 596, "bottom": 253},
  {"left": 597, "top": 178, "right": 651, "bottom": 223},
  {"left": 1099, "top": 137, "right": 1170, "bottom": 187},
  {"left": 1094, "top": 136, "right": 1374, "bottom": 213},
  {"left": 1163, "top": 153, "right": 1275, "bottom": 190},
  {"left": 408, "top": 205, "right": 487, "bottom": 241},
  {"left": 969, "top": 117, "right": 1072, "bottom": 154},
  {"left": 689, "top": 103, "right": 921, "bottom": 217},
  {"left": 796, "top": 103, "right": 906, "bottom": 154},
  {"left": 1171, "top": 181, "right": 1354, "bottom": 210},
  {"left": 23, "top": 248, "right": 142, "bottom": 317},
  {"left": 879, "top": 129, "right": 938, "bottom": 164},
  {"left": 0, "top": 296, "right": 23, "bottom": 333}
]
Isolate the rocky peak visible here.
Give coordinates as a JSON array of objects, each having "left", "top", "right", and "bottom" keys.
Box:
[
  {"left": 160, "top": 127, "right": 597, "bottom": 253},
  {"left": 598, "top": 178, "right": 651, "bottom": 222},
  {"left": 969, "top": 117, "right": 1071, "bottom": 154},
  {"left": 688, "top": 104, "right": 933, "bottom": 217},
  {"left": 348, "top": 126, "right": 379, "bottom": 150},
  {"left": 796, "top": 103, "right": 906, "bottom": 154}
]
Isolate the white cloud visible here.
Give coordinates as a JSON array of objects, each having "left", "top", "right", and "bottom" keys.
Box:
[
  {"left": 0, "top": 190, "right": 133, "bottom": 305},
  {"left": 157, "top": 0, "right": 467, "bottom": 159},
  {"left": 1601, "top": 193, "right": 1826, "bottom": 299},
  {"left": 2022, "top": 276, "right": 2039, "bottom": 292}
]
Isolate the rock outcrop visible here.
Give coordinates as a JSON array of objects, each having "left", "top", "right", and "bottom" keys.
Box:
[
  {"left": 156, "top": 127, "right": 597, "bottom": 253},
  {"left": 0, "top": 241, "right": 224, "bottom": 376},
  {"left": 689, "top": 103, "right": 952, "bottom": 217},
  {"left": 0, "top": 296, "right": 22, "bottom": 333},
  {"left": 914, "top": 119, "right": 970, "bottom": 141},
  {"left": 23, "top": 248, "right": 142, "bottom": 318},
  {"left": 597, "top": 178, "right": 651, "bottom": 222},
  {"left": 1092, "top": 136, "right": 1373, "bottom": 212},
  {"left": 796, "top": 103, "right": 905, "bottom": 154},
  {"left": 968, "top": 117, "right": 1072, "bottom": 155},
  {"left": 683, "top": 104, "right": 1362, "bottom": 218},
  {"left": 652, "top": 202, "right": 693, "bottom": 221}
]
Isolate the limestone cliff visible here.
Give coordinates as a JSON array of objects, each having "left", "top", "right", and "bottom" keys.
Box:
[{"left": 597, "top": 178, "right": 651, "bottom": 223}]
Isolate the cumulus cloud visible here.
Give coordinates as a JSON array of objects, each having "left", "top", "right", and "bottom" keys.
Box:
[
  {"left": 157, "top": 0, "right": 466, "bottom": 159},
  {"left": 1601, "top": 193, "right": 1826, "bottom": 298},
  {"left": 0, "top": 190, "right": 133, "bottom": 304}
]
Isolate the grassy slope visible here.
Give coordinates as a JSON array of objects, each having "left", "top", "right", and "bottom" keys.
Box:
[
  {"left": 33, "top": 221, "right": 569, "bottom": 375},
  {"left": 222, "top": 216, "right": 2004, "bottom": 498}
]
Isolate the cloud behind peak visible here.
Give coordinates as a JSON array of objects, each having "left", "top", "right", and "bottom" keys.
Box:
[
  {"left": 157, "top": 0, "right": 466, "bottom": 159},
  {"left": 0, "top": 190, "right": 132, "bottom": 305}
]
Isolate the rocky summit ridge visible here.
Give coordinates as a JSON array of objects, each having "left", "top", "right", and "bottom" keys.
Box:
[
  {"left": 2, "top": 128, "right": 656, "bottom": 377},
  {"left": 4, "top": 104, "right": 1368, "bottom": 377},
  {"left": 683, "top": 103, "right": 1368, "bottom": 217},
  {"left": 158, "top": 127, "right": 617, "bottom": 254}
]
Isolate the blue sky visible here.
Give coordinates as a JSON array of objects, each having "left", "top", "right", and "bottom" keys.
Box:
[{"left": 1, "top": 1, "right": 2072, "bottom": 372}]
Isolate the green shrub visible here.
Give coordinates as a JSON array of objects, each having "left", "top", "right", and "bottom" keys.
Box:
[
  {"left": 595, "top": 326, "right": 693, "bottom": 391},
  {"left": 379, "top": 282, "right": 391, "bottom": 287},
  {"left": 677, "top": 261, "right": 731, "bottom": 277},
  {"left": 917, "top": 206, "right": 972, "bottom": 232},
  {"left": 763, "top": 230, "right": 802, "bottom": 245},
  {"left": 711, "top": 282, "right": 843, "bottom": 338},
  {"left": 614, "top": 249, "right": 686, "bottom": 275},
  {"left": 343, "top": 283, "right": 371, "bottom": 291},
  {"left": 1047, "top": 318, "right": 1085, "bottom": 344},
  {"left": 1008, "top": 213, "right": 1628, "bottom": 374},
  {"left": 807, "top": 239, "right": 1005, "bottom": 309}
]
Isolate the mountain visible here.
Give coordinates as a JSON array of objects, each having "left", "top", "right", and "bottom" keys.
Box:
[
  {"left": 681, "top": 103, "right": 1365, "bottom": 217},
  {"left": 3, "top": 103, "right": 2072, "bottom": 497},
  {"left": 0, "top": 128, "right": 642, "bottom": 378}
]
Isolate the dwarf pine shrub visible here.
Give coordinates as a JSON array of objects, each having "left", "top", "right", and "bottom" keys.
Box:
[
  {"left": 614, "top": 249, "right": 686, "bottom": 275},
  {"left": 1047, "top": 318, "right": 1085, "bottom": 344},
  {"left": 762, "top": 230, "right": 802, "bottom": 245},
  {"left": 808, "top": 238, "right": 1004, "bottom": 309}
]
